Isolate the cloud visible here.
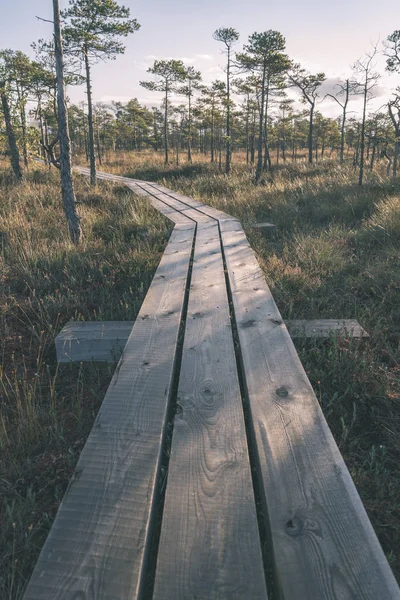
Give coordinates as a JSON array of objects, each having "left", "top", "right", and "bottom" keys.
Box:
[
  {"left": 320, "top": 76, "right": 387, "bottom": 101},
  {"left": 195, "top": 54, "right": 213, "bottom": 60},
  {"left": 179, "top": 57, "right": 196, "bottom": 65},
  {"left": 206, "top": 66, "right": 222, "bottom": 74}
]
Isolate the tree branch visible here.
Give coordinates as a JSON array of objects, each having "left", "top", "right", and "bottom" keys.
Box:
[
  {"left": 42, "top": 135, "right": 61, "bottom": 169},
  {"left": 36, "top": 16, "right": 54, "bottom": 24}
]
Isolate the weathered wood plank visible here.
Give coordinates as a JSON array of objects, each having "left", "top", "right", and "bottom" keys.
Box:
[
  {"left": 219, "top": 221, "right": 400, "bottom": 600},
  {"left": 56, "top": 320, "right": 134, "bottom": 362},
  {"left": 144, "top": 181, "right": 235, "bottom": 222},
  {"left": 285, "top": 319, "right": 369, "bottom": 339},
  {"left": 153, "top": 222, "right": 268, "bottom": 600},
  {"left": 23, "top": 222, "right": 195, "bottom": 600},
  {"left": 74, "top": 167, "right": 194, "bottom": 224},
  {"left": 136, "top": 183, "right": 212, "bottom": 224}
]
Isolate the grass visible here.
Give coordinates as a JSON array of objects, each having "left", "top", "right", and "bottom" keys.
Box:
[
  {"left": 1, "top": 151, "right": 399, "bottom": 594},
  {"left": 94, "top": 150, "right": 400, "bottom": 580},
  {"left": 0, "top": 161, "right": 172, "bottom": 598}
]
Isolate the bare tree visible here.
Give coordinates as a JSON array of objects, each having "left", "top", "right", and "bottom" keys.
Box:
[
  {"left": 387, "top": 94, "right": 400, "bottom": 178},
  {"left": 52, "top": 0, "right": 81, "bottom": 243},
  {"left": 288, "top": 65, "right": 326, "bottom": 164},
  {"left": 179, "top": 66, "right": 202, "bottom": 163},
  {"left": 213, "top": 27, "right": 239, "bottom": 175},
  {"left": 325, "top": 79, "right": 354, "bottom": 163},
  {"left": 352, "top": 43, "right": 381, "bottom": 186}
]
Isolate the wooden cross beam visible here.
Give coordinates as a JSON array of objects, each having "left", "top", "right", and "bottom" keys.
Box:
[{"left": 55, "top": 319, "right": 369, "bottom": 363}]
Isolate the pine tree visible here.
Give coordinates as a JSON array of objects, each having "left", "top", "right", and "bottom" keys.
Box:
[{"left": 62, "top": 0, "right": 140, "bottom": 185}]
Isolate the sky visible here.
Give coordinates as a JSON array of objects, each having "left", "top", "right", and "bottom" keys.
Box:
[{"left": 0, "top": 0, "right": 399, "bottom": 118}]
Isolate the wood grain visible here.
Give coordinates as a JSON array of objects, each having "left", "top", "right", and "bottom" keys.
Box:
[
  {"left": 285, "top": 319, "right": 369, "bottom": 338},
  {"left": 143, "top": 181, "right": 233, "bottom": 222},
  {"left": 23, "top": 222, "right": 195, "bottom": 600},
  {"left": 153, "top": 221, "right": 268, "bottom": 600},
  {"left": 219, "top": 220, "right": 400, "bottom": 600},
  {"left": 56, "top": 320, "right": 134, "bottom": 362}
]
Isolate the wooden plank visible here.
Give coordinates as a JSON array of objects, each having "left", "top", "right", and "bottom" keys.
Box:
[
  {"left": 145, "top": 182, "right": 234, "bottom": 222},
  {"left": 153, "top": 222, "right": 268, "bottom": 600},
  {"left": 23, "top": 222, "right": 195, "bottom": 600},
  {"left": 285, "top": 319, "right": 369, "bottom": 339},
  {"left": 136, "top": 182, "right": 212, "bottom": 224},
  {"left": 219, "top": 220, "right": 400, "bottom": 600},
  {"left": 55, "top": 317, "right": 369, "bottom": 365},
  {"left": 56, "top": 321, "right": 134, "bottom": 362},
  {"left": 74, "top": 168, "right": 194, "bottom": 225}
]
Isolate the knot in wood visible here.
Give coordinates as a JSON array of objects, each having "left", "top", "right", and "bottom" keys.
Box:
[
  {"left": 285, "top": 517, "right": 303, "bottom": 537},
  {"left": 241, "top": 319, "right": 256, "bottom": 328},
  {"left": 276, "top": 386, "right": 289, "bottom": 398}
]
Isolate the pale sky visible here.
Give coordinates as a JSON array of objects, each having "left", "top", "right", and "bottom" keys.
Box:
[{"left": 1, "top": 0, "right": 399, "bottom": 117}]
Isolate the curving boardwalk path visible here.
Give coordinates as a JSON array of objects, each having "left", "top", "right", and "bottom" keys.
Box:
[{"left": 23, "top": 169, "right": 400, "bottom": 600}]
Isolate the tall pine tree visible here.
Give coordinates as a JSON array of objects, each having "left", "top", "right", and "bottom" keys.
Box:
[{"left": 62, "top": 0, "right": 140, "bottom": 185}]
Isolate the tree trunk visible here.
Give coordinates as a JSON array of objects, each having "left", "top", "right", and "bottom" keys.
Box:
[
  {"left": 18, "top": 92, "right": 29, "bottom": 168},
  {"left": 210, "top": 110, "right": 215, "bottom": 163},
  {"left": 255, "top": 67, "right": 266, "bottom": 183},
  {"left": 370, "top": 141, "right": 376, "bottom": 171},
  {"left": 358, "top": 82, "right": 367, "bottom": 186},
  {"left": 340, "top": 110, "right": 346, "bottom": 164},
  {"left": 164, "top": 86, "right": 169, "bottom": 164},
  {"left": 53, "top": 0, "right": 81, "bottom": 244},
  {"left": 250, "top": 109, "right": 255, "bottom": 165},
  {"left": 153, "top": 113, "right": 159, "bottom": 151},
  {"left": 308, "top": 103, "right": 314, "bottom": 164},
  {"left": 187, "top": 88, "right": 192, "bottom": 163},
  {"left": 245, "top": 95, "right": 250, "bottom": 165},
  {"left": 84, "top": 50, "right": 96, "bottom": 185},
  {"left": 0, "top": 89, "right": 22, "bottom": 180},
  {"left": 340, "top": 80, "right": 349, "bottom": 164},
  {"left": 262, "top": 82, "right": 271, "bottom": 171},
  {"left": 225, "top": 47, "right": 231, "bottom": 174},
  {"left": 387, "top": 103, "right": 400, "bottom": 179},
  {"left": 38, "top": 99, "right": 46, "bottom": 161},
  {"left": 393, "top": 137, "right": 399, "bottom": 178},
  {"left": 96, "top": 123, "right": 102, "bottom": 165}
]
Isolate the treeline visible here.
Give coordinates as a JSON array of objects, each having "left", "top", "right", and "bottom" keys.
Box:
[
  {"left": 1, "top": 1, "right": 400, "bottom": 190},
  {"left": 65, "top": 97, "right": 398, "bottom": 175}
]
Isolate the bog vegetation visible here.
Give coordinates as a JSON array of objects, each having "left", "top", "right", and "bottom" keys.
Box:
[{"left": 0, "top": 0, "right": 399, "bottom": 596}]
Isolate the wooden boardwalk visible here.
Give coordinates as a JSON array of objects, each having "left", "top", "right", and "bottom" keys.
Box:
[{"left": 23, "top": 168, "right": 400, "bottom": 600}]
